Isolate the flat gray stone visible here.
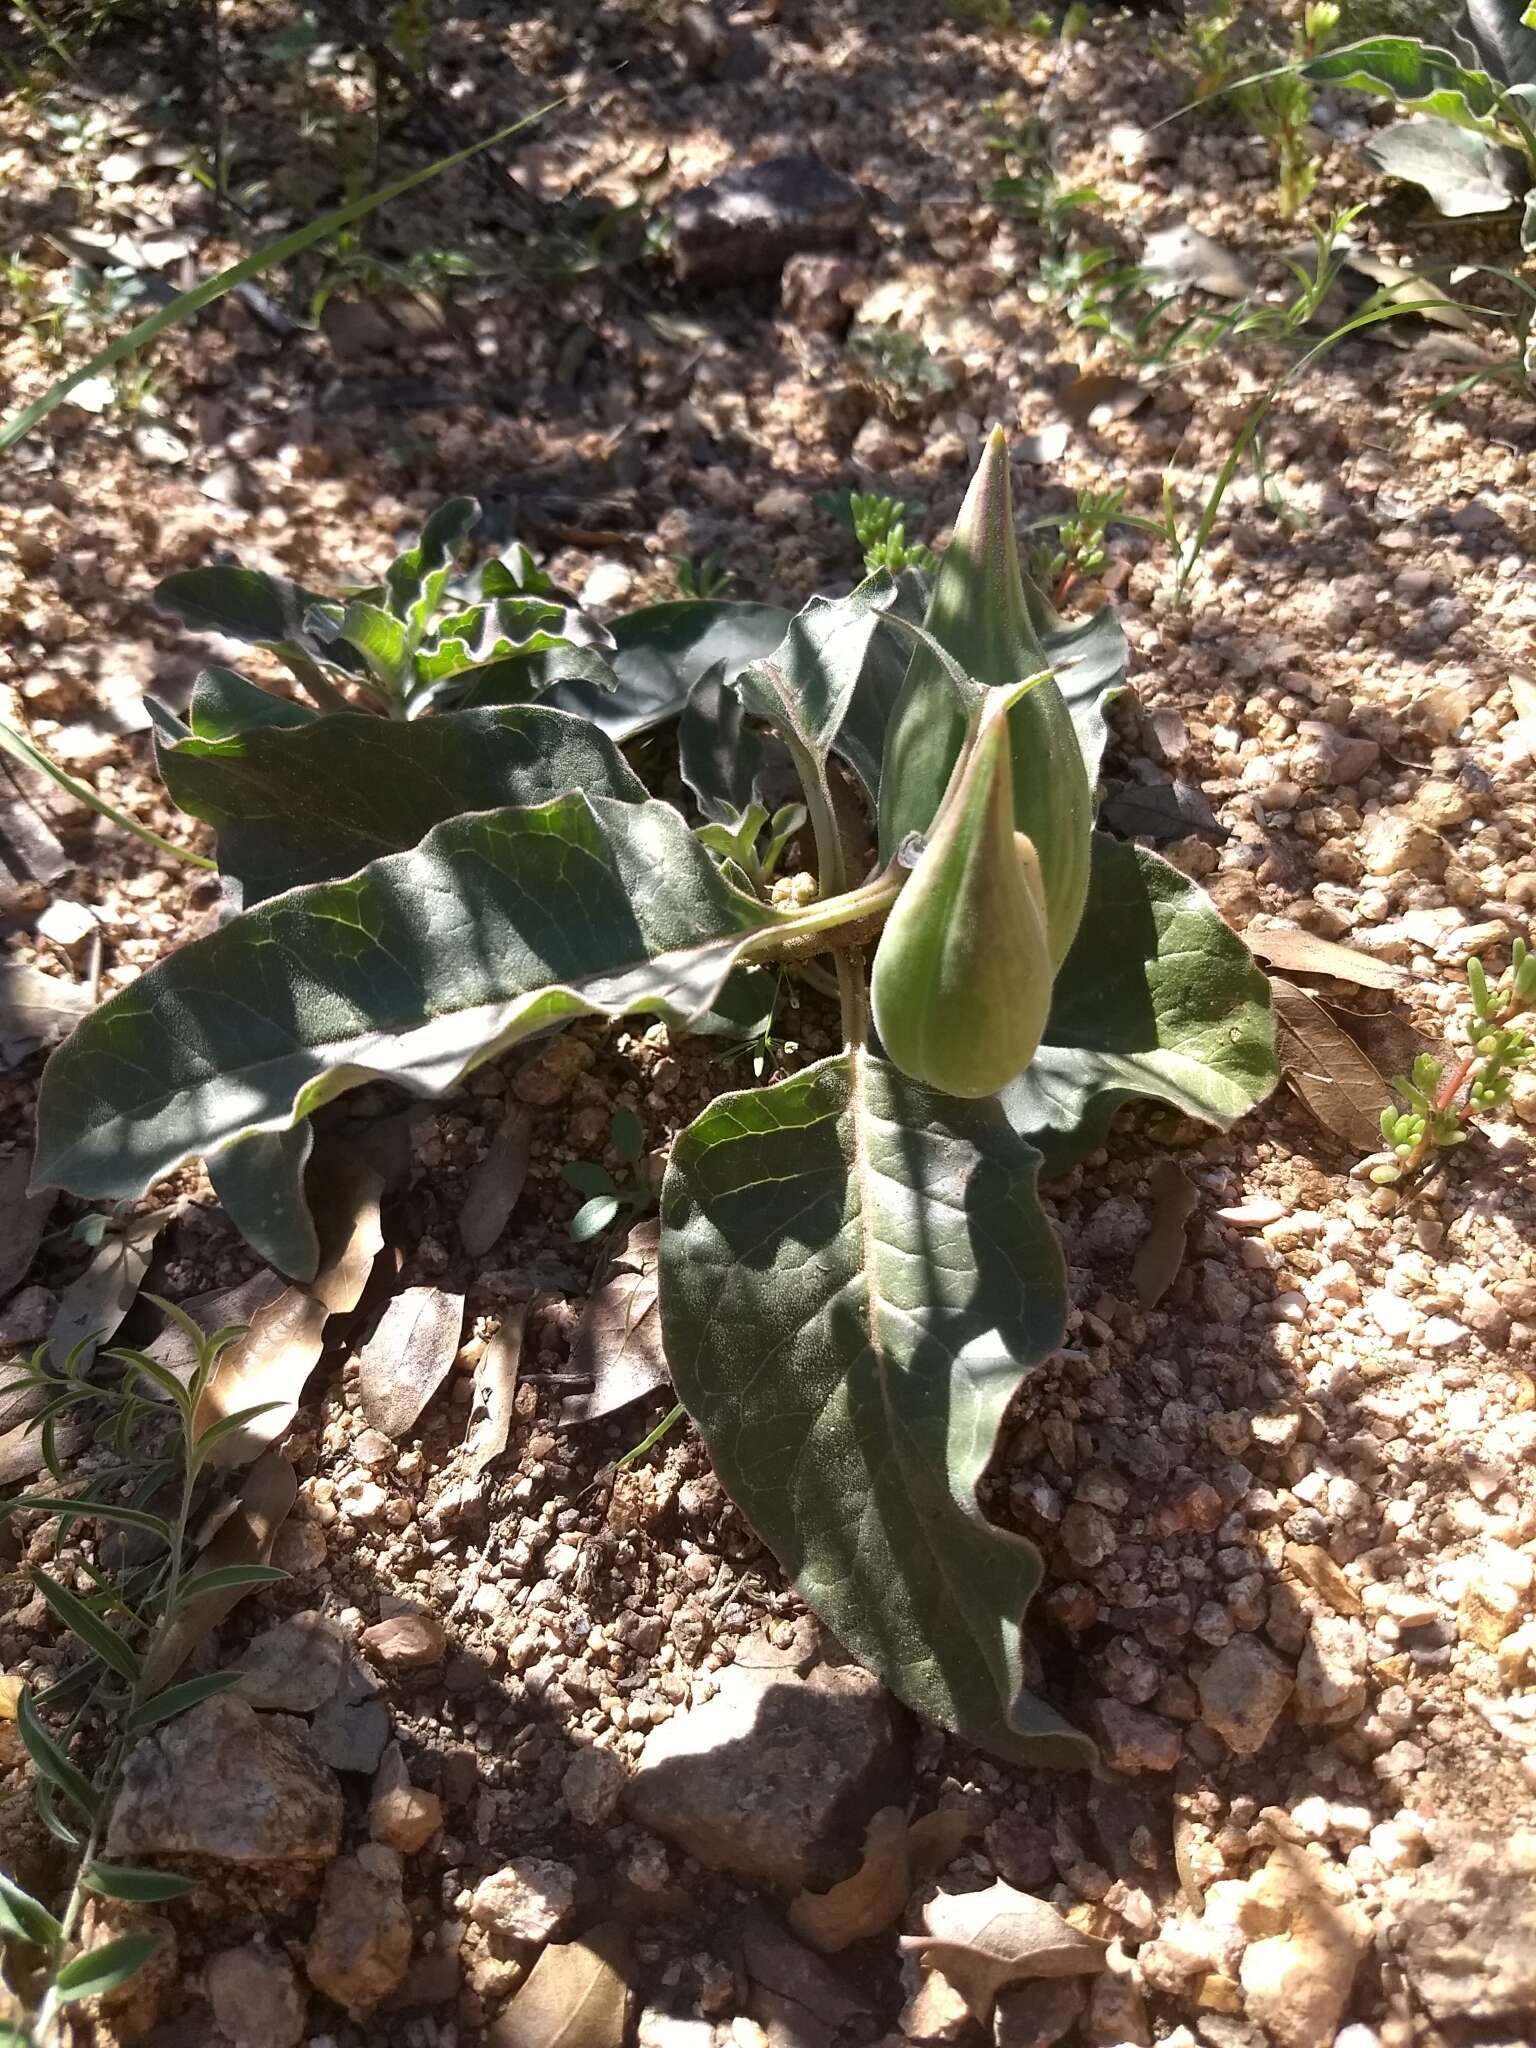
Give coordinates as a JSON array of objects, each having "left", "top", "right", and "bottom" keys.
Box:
[
  {"left": 672, "top": 153, "right": 865, "bottom": 286},
  {"left": 625, "top": 1653, "right": 906, "bottom": 1891}
]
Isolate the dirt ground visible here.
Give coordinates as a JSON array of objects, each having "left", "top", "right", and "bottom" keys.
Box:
[{"left": 2, "top": 4, "right": 1535, "bottom": 2046}]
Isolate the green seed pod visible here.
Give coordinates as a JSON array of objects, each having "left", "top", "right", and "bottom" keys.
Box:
[
  {"left": 871, "top": 702, "right": 1053, "bottom": 1099},
  {"left": 877, "top": 426, "right": 1093, "bottom": 968}
]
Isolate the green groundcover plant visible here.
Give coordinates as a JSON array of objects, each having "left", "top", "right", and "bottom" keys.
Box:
[{"left": 29, "top": 430, "right": 1277, "bottom": 1769}]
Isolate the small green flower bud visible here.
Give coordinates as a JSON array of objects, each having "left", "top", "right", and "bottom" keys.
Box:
[{"left": 871, "top": 701, "right": 1053, "bottom": 1099}]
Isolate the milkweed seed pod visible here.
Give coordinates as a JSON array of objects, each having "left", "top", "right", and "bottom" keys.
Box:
[
  {"left": 878, "top": 426, "right": 1092, "bottom": 968},
  {"left": 871, "top": 699, "right": 1053, "bottom": 1099}
]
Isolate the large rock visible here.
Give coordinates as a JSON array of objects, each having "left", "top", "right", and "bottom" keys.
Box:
[
  {"left": 305, "top": 1844, "right": 412, "bottom": 2012},
  {"left": 625, "top": 1654, "right": 907, "bottom": 1890},
  {"left": 672, "top": 153, "right": 866, "bottom": 286},
  {"left": 1196, "top": 1636, "right": 1293, "bottom": 1755},
  {"left": 1385, "top": 1825, "right": 1536, "bottom": 2022},
  {"left": 107, "top": 1695, "right": 342, "bottom": 1866},
  {"left": 206, "top": 1943, "right": 307, "bottom": 2048},
  {"left": 232, "top": 1610, "right": 346, "bottom": 1713}
]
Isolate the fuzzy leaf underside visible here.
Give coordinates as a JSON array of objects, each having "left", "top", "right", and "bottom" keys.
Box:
[
  {"left": 660, "top": 1051, "right": 1094, "bottom": 1770},
  {"left": 33, "top": 795, "right": 779, "bottom": 1204},
  {"left": 1002, "top": 837, "right": 1277, "bottom": 1171},
  {"left": 159, "top": 705, "right": 647, "bottom": 902}
]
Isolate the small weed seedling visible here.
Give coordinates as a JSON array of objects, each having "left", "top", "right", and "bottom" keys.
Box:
[
  {"left": 563, "top": 1107, "right": 652, "bottom": 1242},
  {"left": 1369, "top": 941, "right": 1536, "bottom": 1185},
  {"left": 844, "top": 325, "right": 954, "bottom": 419},
  {"left": 672, "top": 552, "right": 736, "bottom": 601},
  {"left": 816, "top": 489, "right": 938, "bottom": 574}
]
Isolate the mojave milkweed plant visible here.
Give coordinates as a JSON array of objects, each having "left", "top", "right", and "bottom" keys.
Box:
[{"left": 26, "top": 430, "right": 1276, "bottom": 1776}]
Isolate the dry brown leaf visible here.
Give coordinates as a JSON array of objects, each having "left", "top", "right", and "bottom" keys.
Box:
[
  {"left": 1057, "top": 371, "right": 1146, "bottom": 428},
  {"left": 900, "top": 1880, "right": 1108, "bottom": 2021},
  {"left": 46, "top": 1208, "right": 174, "bottom": 1370},
  {"left": 193, "top": 1159, "right": 384, "bottom": 1466},
  {"left": 357, "top": 1285, "right": 465, "bottom": 1439},
  {"left": 140, "top": 1451, "right": 297, "bottom": 1691},
  {"left": 1131, "top": 1158, "right": 1197, "bottom": 1308},
  {"left": 0, "top": 962, "right": 91, "bottom": 1072},
  {"left": 1284, "top": 1542, "right": 1363, "bottom": 1617},
  {"left": 790, "top": 1804, "right": 981, "bottom": 1955},
  {"left": 0, "top": 1149, "right": 54, "bottom": 1300},
  {"left": 560, "top": 1218, "right": 668, "bottom": 1425},
  {"left": 461, "top": 1307, "right": 526, "bottom": 1483},
  {"left": 490, "top": 1921, "right": 631, "bottom": 2048},
  {"left": 1271, "top": 978, "right": 1393, "bottom": 1152},
  {"left": 1245, "top": 923, "right": 1404, "bottom": 991},
  {"left": 459, "top": 1102, "right": 532, "bottom": 1258}
]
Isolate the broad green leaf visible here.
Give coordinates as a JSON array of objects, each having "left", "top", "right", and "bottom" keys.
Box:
[
  {"left": 124, "top": 1669, "right": 243, "bottom": 1732},
  {"left": 416, "top": 596, "right": 609, "bottom": 691},
  {"left": 659, "top": 1051, "right": 1094, "bottom": 1770},
  {"left": 186, "top": 667, "right": 316, "bottom": 741},
  {"left": 0, "top": 1494, "right": 170, "bottom": 1541},
  {"left": 34, "top": 795, "right": 780, "bottom": 1207},
  {"left": 81, "top": 1863, "right": 197, "bottom": 1904},
  {"left": 18, "top": 1688, "right": 99, "bottom": 1818},
  {"left": 0, "top": 108, "right": 555, "bottom": 453},
  {"left": 30, "top": 1570, "right": 141, "bottom": 1682},
  {"left": 1036, "top": 595, "right": 1127, "bottom": 794},
  {"left": 154, "top": 567, "right": 359, "bottom": 709},
  {"left": 1364, "top": 114, "right": 1518, "bottom": 213},
  {"left": 546, "top": 600, "right": 791, "bottom": 740},
  {"left": 383, "top": 496, "right": 479, "bottom": 640},
  {"left": 678, "top": 663, "right": 765, "bottom": 822},
  {"left": 54, "top": 1930, "right": 162, "bottom": 2004},
  {"left": 563, "top": 1161, "right": 619, "bottom": 1198},
  {"left": 330, "top": 600, "right": 411, "bottom": 697},
  {"left": 168, "top": 1564, "right": 289, "bottom": 1611},
  {"left": 0, "top": 1869, "right": 62, "bottom": 1948},
  {"left": 1463, "top": 1, "right": 1536, "bottom": 90},
  {"left": 206, "top": 1124, "right": 316, "bottom": 1278},
  {"left": 1302, "top": 37, "right": 1507, "bottom": 135},
  {"left": 159, "top": 705, "right": 648, "bottom": 902},
  {"left": 735, "top": 576, "right": 905, "bottom": 771},
  {"left": 1001, "top": 838, "right": 1276, "bottom": 1172}
]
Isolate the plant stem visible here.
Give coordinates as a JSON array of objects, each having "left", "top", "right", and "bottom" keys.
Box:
[{"left": 0, "top": 719, "right": 217, "bottom": 871}]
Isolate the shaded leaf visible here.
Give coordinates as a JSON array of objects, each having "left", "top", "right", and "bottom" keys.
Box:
[
  {"left": 54, "top": 1930, "right": 162, "bottom": 2004},
  {"left": 0, "top": 1868, "right": 62, "bottom": 1948},
  {"left": 207, "top": 1124, "right": 316, "bottom": 1281},
  {"left": 1130, "top": 1159, "right": 1198, "bottom": 1309},
  {"left": 459, "top": 1102, "right": 532, "bottom": 1258},
  {"left": 900, "top": 1879, "right": 1107, "bottom": 2020},
  {"left": 0, "top": 1148, "right": 54, "bottom": 1297},
  {"left": 48, "top": 1209, "right": 173, "bottom": 1371},
  {"left": 0, "top": 963, "right": 92, "bottom": 1074},
  {"left": 356, "top": 1285, "right": 464, "bottom": 1439},
  {"left": 1244, "top": 922, "right": 1404, "bottom": 990},
  {"left": 547, "top": 601, "right": 790, "bottom": 741},
  {"left": 124, "top": 1669, "right": 243, "bottom": 1733},
  {"left": 661, "top": 1053, "right": 1092, "bottom": 1769},
  {"left": 81, "top": 1863, "right": 197, "bottom": 1904},
  {"left": 1100, "top": 779, "right": 1221, "bottom": 842},
  {"left": 186, "top": 667, "right": 315, "bottom": 741},
  {"left": 171, "top": 1564, "right": 289, "bottom": 1608},
  {"left": 30, "top": 1571, "right": 141, "bottom": 1682},
  {"left": 1001, "top": 839, "right": 1277, "bottom": 1173},
  {"left": 494, "top": 1921, "right": 632, "bottom": 2048},
  {"left": 1270, "top": 976, "right": 1393, "bottom": 1150},
  {"left": 678, "top": 662, "right": 764, "bottom": 823},
  {"left": 561, "top": 1219, "right": 668, "bottom": 1424},
  {"left": 139, "top": 1452, "right": 296, "bottom": 1691},
  {"left": 160, "top": 704, "right": 647, "bottom": 905},
  {"left": 18, "top": 1687, "right": 99, "bottom": 1818},
  {"left": 35, "top": 796, "right": 780, "bottom": 1212},
  {"left": 1364, "top": 114, "right": 1519, "bottom": 214}
]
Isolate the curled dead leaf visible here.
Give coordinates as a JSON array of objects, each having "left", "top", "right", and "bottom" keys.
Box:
[
  {"left": 459, "top": 1102, "right": 532, "bottom": 1257},
  {"left": 789, "top": 1803, "right": 980, "bottom": 1954},
  {"left": 560, "top": 1219, "right": 668, "bottom": 1425},
  {"left": 1130, "top": 1158, "right": 1197, "bottom": 1309},
  {"left": 899, "top": 1879, "right": 1107, "bottom": 2021},
  {"left": 47, "top": 1207, "right": 173, "bottom": 1370},
  {"left": 357, "top": 1285, "right": 465, "bottom": 1440},
  {"left": 1271, "top": 977, "right": 1393, "bottom": 1152},
  {"left": 140, "top": 1450, "right": 297, "bottom": 1691},
  {"left": 0, "top": 1149, "right": 54, "bottom": 1298},
  {"left": 1245, "top": 922, "right": 1404, "bottom": 991},
  {"left": 489, "top": 1921, "right": 632, "bottom": 2048}
]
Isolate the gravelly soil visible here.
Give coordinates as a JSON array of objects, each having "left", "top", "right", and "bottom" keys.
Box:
[{"left": 2, "top": 5, "right": 1535, "bottom": 2047}]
